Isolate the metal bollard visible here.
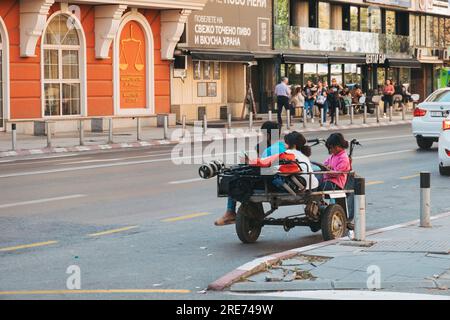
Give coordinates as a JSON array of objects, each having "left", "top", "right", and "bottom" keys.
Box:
[
  {"left": 182, "top": 115, "right": 187, "bottom": 138},
  {"left": 286, "top": 109, "right": 290, "bottom": 129},
  {"left": 402, "top": 104, "right": 406, "bottom": 121},
  {"left": 46, "top": 121, "right": 52, "bottom": 148},
  {"left": 11, "top": 123, "right": 17, "bottom": 151},
  {"left": 420, "top": 172, "right": 431, "bottom": 228},
  {"left": 354, "top": 177, "right": 366, "bottom": 241},
  {"left": 335, "top": 107, "right": 339, "bottom": 125},
  {"left": 363, "top": 105, "right": 367, "bottom": 124},
  {"left": 249, "top": 112, "right": 253, "bottom": 131},
  {"left": 163, "top": 115, "right": 169, "bottom": 140},
  {"left": 203, "top": 114, "right": 207, "bottom": 135},
  {"left": 389, "top": 106, "right": 393, "bottom": 122},
  {"left": 79, "top": 119, "right": 85, "bottom": 146},
  {"left": 108, "top": 118, "right": 113, "bottom": 144},
  {"left": 302, "top": 108, "right": 307, "bottom": 128},
  {"left": 376, "top": 105, "right": 380, "bottom": 123},
  {"left": 227, "top": 113, "right": 232, "bottom": 132},
  {"left": 350, "top": 105, "right": 354, "bottom": 125},
  {"left": 320, "top": 108, "right": 324, "bottom": 127},
  {"left": 136, "top": 117, "right": 141, "bottom": 141},
  {"left": 268, "top": 110, "right": 273, "bottom": 122}
]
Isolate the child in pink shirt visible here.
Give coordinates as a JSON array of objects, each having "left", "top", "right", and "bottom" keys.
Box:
[{"left": 321, "top": 133, "right": 351, "bottom": 190}]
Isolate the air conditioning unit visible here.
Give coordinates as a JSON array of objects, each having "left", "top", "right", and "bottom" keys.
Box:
[
  {"left": 441, "top": 49, "right": 449, "bottom": 61},
  {"left": 432, "top": 49, "right": 440, "bottom": 57},
  {"left": 173, "top": 55, "right": 187, "bottom": 79}
]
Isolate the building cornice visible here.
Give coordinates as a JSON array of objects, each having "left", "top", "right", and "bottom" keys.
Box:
[{"left": 67, "top": 0, "right": 208, "bottom": 11}]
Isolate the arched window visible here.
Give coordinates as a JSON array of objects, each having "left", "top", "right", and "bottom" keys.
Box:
[{"left": 42, "top": 14, "right": 81, "bottom": 116}]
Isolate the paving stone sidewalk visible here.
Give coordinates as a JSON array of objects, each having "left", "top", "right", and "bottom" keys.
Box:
[
  {"left": 229, "top": 215, "right": 450, "bottom": 295},
  {"left": 0, "top": 114, "right": 412, "bottom": 158}
]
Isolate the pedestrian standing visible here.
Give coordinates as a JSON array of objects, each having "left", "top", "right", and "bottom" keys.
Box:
[
  {"left": 315, "top": 81, "right": 328, "bottom": 123},
  {"left": 327, "top": 78, "right": 342, "bottom": 125},
  {"left": 290, "top": 86, "right": 305, "bottom": 120},
  {"left": 382, "top": 79, "right": 395, "bottom": 118},
  {"left": 274, "top": 77, "right": 291, "bottom": 127},
  {"left": 303, "top": 80, "right": 316, "bottom": 121}
]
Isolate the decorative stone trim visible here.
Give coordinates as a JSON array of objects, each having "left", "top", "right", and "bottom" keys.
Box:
[
  {"left": 95, "top": 5, "right": 128, "bottom": 59},
  {"left": 160, "top": 9, "right": 191, "bottom": 60},
  {"left": 20, "top": 0, "right": 55, "bottom": 57}
]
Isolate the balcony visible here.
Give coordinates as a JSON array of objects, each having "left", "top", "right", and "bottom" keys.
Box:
[{"left": 274, "top": 25, "right": 412, "bottom": 58}]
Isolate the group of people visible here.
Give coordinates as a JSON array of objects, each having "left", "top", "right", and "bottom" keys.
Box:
[
  {"left": 215, "top": 121, "right": 351, "bottom": 226},
  {"left": 274, "top": 77, "right": 412, "bottom": 127},
  {"left": 275, "top": 77, "right": 363, "bottom": 126}
]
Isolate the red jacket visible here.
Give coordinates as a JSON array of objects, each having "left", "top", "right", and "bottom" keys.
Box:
[{"left": 249, "top": 152, "right": 300, "bottom": 174}]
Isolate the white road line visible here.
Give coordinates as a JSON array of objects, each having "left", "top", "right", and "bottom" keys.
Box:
[
  {"left": 0, "top": 154, "right": 86, "bottom": 164},
  {"left": 232, "top": 290, "right": 450, "bottom": 300},
  {"left": 358, "top": 134, "right": 411, "bottom": 142},
  {"left": 0, "top": 194, "right": 86, "bottom": 209},
  {"left": 169, "top": 178, "right": 205, "bottom": 185},
  {"left": 353, "top": 149, "right": 415, "bottom": 160},
  {"left": 0, "top": 152, "right": 238, "bottom": 179}
]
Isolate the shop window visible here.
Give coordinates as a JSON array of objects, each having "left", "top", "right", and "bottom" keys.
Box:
[
  {"left": 433, "top": 16, "right": 439, "bottom": 48},
  {"left": 420, "top": 15, "right": 426, "bottom": 47},
  {"left": 203, "top": 62, "right": 211, "bottom": 80},
  {"left": 193, "top": 61, "right": 201, "bottom": 80},
  {"left": 409, "top": 14, "right": 417, "bottom": 46},
  {"left": 360, "top": 7, "right": 368, "bottom": 32},
  {"left": 385, "top": 10, "right": 396, "bottom": 35},
  {"left": 274, "top": 0, "right": 289, "bottom": 26},
  {"left": 350, "top": 6, "right": 359, "bottom": 31},
  {"left": 399, "top": 68, "right": 411, "bottom": 86},
  {"left": 318, "top": 2, "right": 330, "bottom": 29},
  {"left": 213, "top": 62, "right": 221, "bottom": 80},
  {"left": 330, "top": 64, "right": 343, "bottom": 85},
  {"left": 344, "top": 64, "right": 361, "bottom": 87},
  {"left": 42, "top": 14, "right": 81, "bottom": 116},
  {"left": 368, "top": 7, "right": 381, "bottom": 33},
  {"left": 426, "top": 15, "right": 433, "bottom": 48},
  {"left": 439, "top": 18, "right": 445, "bottom": 47},
  {"left": 445, "top": 19, "right": 450, "bottom": 47}
]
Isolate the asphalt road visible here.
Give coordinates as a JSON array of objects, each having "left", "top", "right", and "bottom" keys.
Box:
[{"left": 0, "top": 124, "right": 449, "bottom": 300}]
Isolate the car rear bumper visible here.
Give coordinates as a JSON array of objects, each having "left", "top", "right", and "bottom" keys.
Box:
[{"left": 412, "top": 118, "right": 442, "bottom": 139}]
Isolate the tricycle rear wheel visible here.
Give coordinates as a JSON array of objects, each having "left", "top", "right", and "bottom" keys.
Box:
[
  {"left": 321, "top": 204, "right": 347, "bottom": 240},
  {"left": 236, "top": 202, "right": 264, "bottom": 244}
]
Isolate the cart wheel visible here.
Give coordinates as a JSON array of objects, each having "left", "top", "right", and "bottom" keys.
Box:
[
  {"left": 236, "top": 202, "right": 264, "bottom": 244},
  {"left": 309, "top": 222, "right": 321, "bottom": 233},
  {"left": 321, "top": 204, "right": 347, "bottom": 240}
]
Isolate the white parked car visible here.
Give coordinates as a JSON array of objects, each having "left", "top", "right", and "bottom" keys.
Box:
[
  {"left": 438, "top": 117, "right": 450, "bottom": 175},
  {"left": 412, "top": 88, "right": 450, "bottom": 149}
]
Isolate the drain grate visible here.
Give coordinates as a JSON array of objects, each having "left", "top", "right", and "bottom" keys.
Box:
[{"left": 365, "top": 240, "right": 449, "bottom": 254}]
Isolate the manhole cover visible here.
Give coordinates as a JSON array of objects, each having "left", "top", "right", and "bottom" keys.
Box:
[{"left": 365, "top": 240, "right": 449, "bottom": 254}]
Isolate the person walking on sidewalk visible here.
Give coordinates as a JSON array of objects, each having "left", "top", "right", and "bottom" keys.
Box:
[
  {"left": 315, "top": 81, "right": 328, "bottom": 123},
  {"left": 327, "top": 78, "right": 342, "bottom": 125},
  {"left": 303, "top": 80, "right": 316, "bottom": 121},
  {"left": 383, "top": 79, "right": 395, "bottom": 118},
  {"left": 274, "top": 77, "right": 291, "bottom": 127}
]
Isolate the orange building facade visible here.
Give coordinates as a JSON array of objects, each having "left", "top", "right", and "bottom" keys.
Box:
[{"left": 0, "top": 0, "right": 207, "bottom": 131}]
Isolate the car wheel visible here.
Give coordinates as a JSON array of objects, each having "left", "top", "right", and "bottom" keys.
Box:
[
  {"left": 416, "top": 137, "right": 433, "bottom": 150},
  {"left": 439, "top": 164, "right": 450, "bottom": 176}
]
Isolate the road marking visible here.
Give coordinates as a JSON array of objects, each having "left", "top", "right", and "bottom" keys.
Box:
[
  {"left": 88, "top": 225, "right": 139, "bottom": 237},
  {"left": 0, "top": 289, "right": 191, "bottom": 295},
  {"left": 399, "top": 174, "right": 420, "bottom": 180},
  {"left": 162, "top": 212, "right": 210, "bottom": 222},
  {"left": 358, "top": 134, "right": 411, "bottom": 142},
  {"left": 353, "top": 149, "right": 415, "bottom": 160},
  {"left": 0, "top": 194, "right": 86, "bottom": 209},
  {"left": 0, "top": 152, "right": 238, "bottom": 179},
  {"left": 169, "top": 178, "right": 205, "bottom": 185},
  {"left": 366, "top": 181, "right": 384, "bottom": 186},
  {"left": 0, "top": 241, "right": 58, "bottom": 252}
]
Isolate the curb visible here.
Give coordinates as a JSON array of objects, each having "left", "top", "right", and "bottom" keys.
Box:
[
  {"left": 207, "top": 211, "right": 450, "bottom": 291},
  {"left": 0, "top": 120, "right": 412, "bottom": 159}
]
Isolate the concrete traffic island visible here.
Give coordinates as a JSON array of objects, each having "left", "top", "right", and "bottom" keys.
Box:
[{"left": 208, "top": 213, "right": 450, "bottom": 297}]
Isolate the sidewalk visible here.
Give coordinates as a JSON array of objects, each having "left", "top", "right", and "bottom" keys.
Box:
[
  {"left": 209, "top": 213, "right": 450, "bottom": 298},
  {"left": 0, "top": 113, "right": 412, "bottom": 158}
]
